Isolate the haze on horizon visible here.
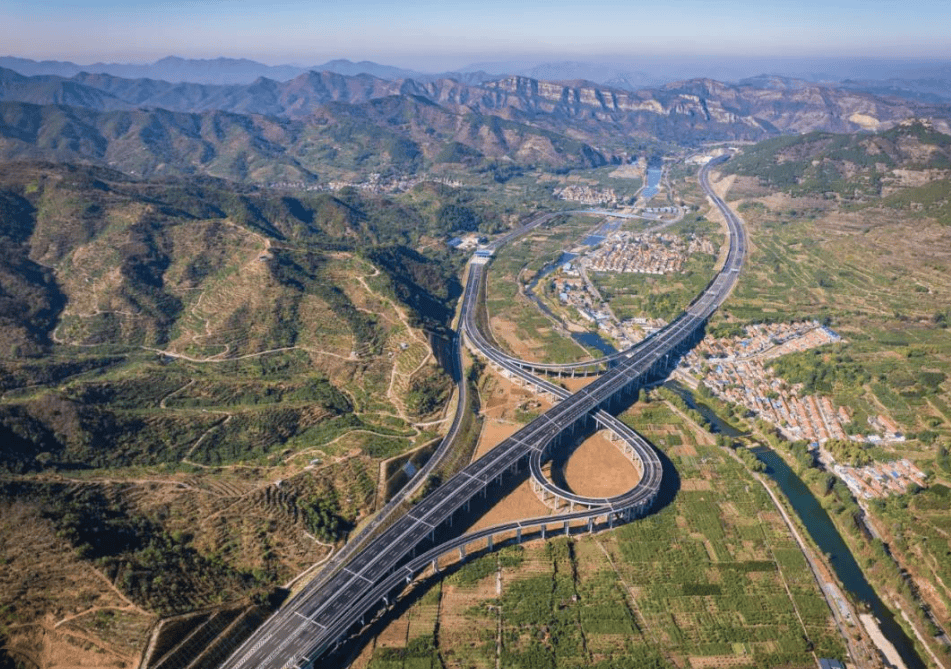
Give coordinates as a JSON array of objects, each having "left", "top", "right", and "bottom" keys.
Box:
[{"left": 2, "top": 0, "right": 950, "bottom": 73}]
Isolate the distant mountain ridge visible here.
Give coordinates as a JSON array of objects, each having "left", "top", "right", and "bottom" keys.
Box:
[
  {"left": 2, "top": 64, "right": 951, "bottom": 187},
  {"left": 0, "top": 55, "right": 310, "bottom": 84},
  {"left": 463, "top": 57, "right": 951, "bottom": 95},
  {"left": 6, "top": 55, "right": 951, "bottom": 104},
  {"left": 2, "top": 65, "right": 947, "bottom": 138},
  {"left": 0, "top": 55, "right": 500, "bottom": 86}
]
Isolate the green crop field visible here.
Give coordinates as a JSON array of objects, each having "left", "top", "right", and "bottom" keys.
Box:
[{"left": 363, "top": 397, "right": 845, "bottom": 669}]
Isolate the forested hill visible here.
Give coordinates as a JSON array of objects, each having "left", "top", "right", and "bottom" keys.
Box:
[
  {"left": 723, "top": 120, "right": 951, "bottom": 207},
  {"left": 3, "top": 66, "right": 951, "bottom": 187},
  {"left": 0, "top": 162, "right": 472, "bottom": 357}
]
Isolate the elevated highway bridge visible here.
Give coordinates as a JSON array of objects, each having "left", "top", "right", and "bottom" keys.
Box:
[{"left": 220, "top": 153, "right": 744, "bottom": 669}]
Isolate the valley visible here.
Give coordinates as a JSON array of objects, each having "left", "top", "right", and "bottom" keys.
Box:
[{"left": 0, "top": 54, "right": 949, "bottom": 669}]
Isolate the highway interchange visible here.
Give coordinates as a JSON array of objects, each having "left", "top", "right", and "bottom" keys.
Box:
[{"left": 221, "top": 153, "right": 746, "bottom": 669}]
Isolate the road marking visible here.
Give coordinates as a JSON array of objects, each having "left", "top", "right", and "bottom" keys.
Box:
[
  {"left": 295, "top": 612, "right": 326, "bottom": 629},
  {"left": 222, "top": 155, "right": 746, "bottom": 669},
  {"left": 344, "top": 567, "right": 374, "bottom": 584}
]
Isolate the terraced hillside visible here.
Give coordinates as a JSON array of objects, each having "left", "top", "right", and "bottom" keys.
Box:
[
  {"left": 0, "top": 162, "right": 471, "bottom": 669},
  {"left": 708, "top": 126, "right": 951, "bottom": 665}
]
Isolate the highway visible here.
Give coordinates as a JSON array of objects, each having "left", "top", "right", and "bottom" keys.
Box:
[
  {"left": 475, "top": 160, "right": 738, "bottom": 375},
  {"left": 220, "top": 153, "right": 745, "bottom": 669},
  {"left": 298, "top": 331, "right": 467, "bottom": 598},
  {"left": 460, "top": 258, "right": 662, "bottom": 510}
]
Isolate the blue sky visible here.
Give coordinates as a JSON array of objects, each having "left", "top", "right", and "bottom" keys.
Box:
[{"left": 2, "top": 0, "right": 949, "bottom": 69}]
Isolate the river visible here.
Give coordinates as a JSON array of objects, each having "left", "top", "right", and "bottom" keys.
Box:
[
  {"left": 642, "top": 160, "right": 663, "bottom": 200},
  {"left": 664, "top": 382, "right": 927, "bottom": 669},
  {"left": 524, "top": 252, "right": 618, "bottom": 357}
]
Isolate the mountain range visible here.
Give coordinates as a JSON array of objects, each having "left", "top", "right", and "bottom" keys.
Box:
[
  {"left": 0, "top": 56, "right": 498, "bottom": 87},
  {"left": 4, "top": 55, "right": 951, "bottom": 102},
  {"left": 1, "top": 64, "right": 950, "bottom": 185}
]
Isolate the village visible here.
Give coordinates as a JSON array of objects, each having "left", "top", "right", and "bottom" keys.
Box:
[
  {"left": 584, "top": 230, "right": 716, "bottom": 274},
  {"left": 834, "top": 459, "right": 927, "bottom": 500},
  {"left": 269, "top": 174, "right": 465, "bottom": 194},
  {"left": 676, "top": 322, "right": 926, "bottom": 497},
  {"left": 553, "top": 183, "right": 624, "bottom": 206},
  {"left": 678, "top": 322, "right": 855, "bottom": 439}
]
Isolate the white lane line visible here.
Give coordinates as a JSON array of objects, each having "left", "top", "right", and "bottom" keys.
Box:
[
  {"left": 344, "top": 567, "right": 375, "bottom": 584},
  {"left": 295, "top": 612, "right": 327, "bottom": 629}
]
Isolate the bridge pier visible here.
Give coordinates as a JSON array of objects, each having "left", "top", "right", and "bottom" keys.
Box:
[
  {"left": 516, "top": 527, "right": 522, "bottom": 543},
  {"left": 488, "top": 535, "right": 493, "bottom": 550},
  {"left": 564, "top": 520, "right": 570, "bottom": 536},
  {"left": 587, "top": 517, "right": 594, "bottom": 533},
  {"left": 432, "top": 558, "right": 439, "bottom": 573},
  {"left": 459, "top": 546, "right": 466, "bottom": 561},
  {"left": 541, "top": 525, "right": 547, "bottom": 540}
]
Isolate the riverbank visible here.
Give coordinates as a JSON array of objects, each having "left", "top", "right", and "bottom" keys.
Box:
[
  {"left": 659, "top": 393, "right": 887, "bottom": 668},
  {"left": 659, "top": 382, "right": 936, "bottom": 668}
]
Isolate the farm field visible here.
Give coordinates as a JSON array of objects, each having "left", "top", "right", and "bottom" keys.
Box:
[{"left": 353, "top": 395, "right": 847, "bottom": 669}]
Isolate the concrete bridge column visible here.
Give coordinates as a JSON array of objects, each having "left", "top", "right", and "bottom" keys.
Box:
[
  {"left": 541, "top": 525, "right": 547, "bottom": 540},
  {"left": 459, "top": 546, "right": 466, "bottom": 561},
  {"left": 432, "top": 558, "right": 439, "bottom": 573},
  {"left": 587, "top": 517, "right": 594, "bottom": 533},
  {"left": 516, "top": 527, "right": 522, "bottom": 544},
  {"left": 488, "top": 535, "right": 493, "bottom": 551},
  {"left": 564, "top": 520, "right": 570, "bottom": 536}
]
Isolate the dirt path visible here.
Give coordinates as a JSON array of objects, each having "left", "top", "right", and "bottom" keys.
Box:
[
  {"left": 283, "top": 538, "right": 337, "bottom": 591},
  {"left": 53, "top": 604, "right": 141, "bottom": 629},
  {"left": 159, "top": 379, "right": 195, "bottom": 408},
  {"left": 595, "top": 539, "right": 670, "bottom": 658},
  {"left": 354, "top": 267, "right": 431, "bottom": 422},
  {"left": 182, "top": 413, "right": 233, "bottom": 464},
  {"left": 141, "top": 345, "right": 300, "bottom": 363},
  {"left": 86, "top": 565, "right": 152, "bottom": 618}
]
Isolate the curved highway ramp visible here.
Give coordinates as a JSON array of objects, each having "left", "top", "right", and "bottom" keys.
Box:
[{"left": 217, "top": 153, "right": 745, "bottom": 669}]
